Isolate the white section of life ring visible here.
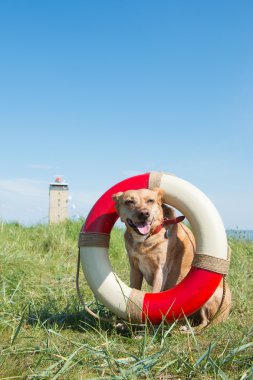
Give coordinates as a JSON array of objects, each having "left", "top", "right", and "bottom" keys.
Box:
[
  {"left": 80, "top": 247, "right": 131, "bottom": 319},
  {"left": 159, "top": 174, "right": 227, "bottom": 260}
]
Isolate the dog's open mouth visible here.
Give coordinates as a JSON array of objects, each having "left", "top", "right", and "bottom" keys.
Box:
[{"left": 127, "top": 218, "right": 152, "bottom": 235}]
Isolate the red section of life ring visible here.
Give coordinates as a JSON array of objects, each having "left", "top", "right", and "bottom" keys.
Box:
[
  {"left": 142, "top": 268, "right": 221, "bottom": 324},
  {"left": 81, "top": 173, "right": 222, "bottom": 323},
  {"left": 82, "top": 173, "right": 149, "bottom": 234}
]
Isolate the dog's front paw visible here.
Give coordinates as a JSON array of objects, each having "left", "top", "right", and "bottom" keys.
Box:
[
  {"left": 179, "top": 325, "right": 191, "bottom": 334},
  {"left": 115, "top": 321, "right": 129, "bottom": 335}
]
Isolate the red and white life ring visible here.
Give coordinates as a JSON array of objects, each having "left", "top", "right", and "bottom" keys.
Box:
[{"left": 78, "top": 172, "right": 230, "bottom": 324}]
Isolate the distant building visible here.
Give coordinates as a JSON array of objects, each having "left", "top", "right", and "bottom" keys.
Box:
[{"left": 49, "top": 177, "right": 69, "bottom": 223}]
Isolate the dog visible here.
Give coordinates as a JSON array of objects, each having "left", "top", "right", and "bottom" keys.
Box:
[{"left": 113, "top": 188, "right": 231, "bottom": 328}]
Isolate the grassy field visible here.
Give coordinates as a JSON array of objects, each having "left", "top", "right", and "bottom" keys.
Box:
[{"left": 0, "top": 220, "right": 252, "bottom": 379}]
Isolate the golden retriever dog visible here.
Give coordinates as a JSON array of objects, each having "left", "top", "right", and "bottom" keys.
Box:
[{"left": 113, "top": 188, "right": 231, "bottom": 328}]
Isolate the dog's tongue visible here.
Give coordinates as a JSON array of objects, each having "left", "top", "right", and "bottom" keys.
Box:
[{"left": 136, "top": 223, "right": 151, "bottom": 235}]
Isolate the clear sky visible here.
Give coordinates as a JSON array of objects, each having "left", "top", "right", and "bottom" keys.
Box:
[{"left": 0, "top": 1, "right": 252, "bottom": 229}]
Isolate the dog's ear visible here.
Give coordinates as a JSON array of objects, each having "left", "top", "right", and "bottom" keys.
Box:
[
  {"left": 112, "top": 192, "right": 123, "bottom": 214},
  {"left": 162, "top": 204, "right": 176, "bottom": 219},
  {"left": 153, "top": 187, "right": 164, "bottom": 204}
]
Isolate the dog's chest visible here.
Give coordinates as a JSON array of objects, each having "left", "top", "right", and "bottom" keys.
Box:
[{"left": 127, "top": 239, "right": 168, "bottom": 283}]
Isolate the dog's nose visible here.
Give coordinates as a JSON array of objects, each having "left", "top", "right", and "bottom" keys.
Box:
[{"left": 138, "top": 210, "right": 150, "bottom": 220}]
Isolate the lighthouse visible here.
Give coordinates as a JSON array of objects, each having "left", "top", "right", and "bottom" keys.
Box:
[{"left": 49, "top": 177, "right": 69, "bottom": 224}]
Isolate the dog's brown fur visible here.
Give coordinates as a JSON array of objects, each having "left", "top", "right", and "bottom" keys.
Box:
[{"left": 113, "top": 188, "right": 231, "bottom": 328}]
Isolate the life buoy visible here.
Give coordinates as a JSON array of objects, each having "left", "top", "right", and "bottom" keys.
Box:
[{"left": 78, "top": 172, "right": 230, "bottom": 324}]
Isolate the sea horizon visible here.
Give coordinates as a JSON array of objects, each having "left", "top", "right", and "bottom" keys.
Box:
[{"left": 226, "top": 229, "right": 253, "bottom": 241}]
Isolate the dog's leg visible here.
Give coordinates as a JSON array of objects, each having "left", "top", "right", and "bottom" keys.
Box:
[
  {"left": 198, "top": 283, "right": 231, "bottom": 326},
  {"left": 130, "top": 263, "right": 143, "bottom": 290},
  {"left": 152, "top": 268, "right": 167, "bottom": 293}
]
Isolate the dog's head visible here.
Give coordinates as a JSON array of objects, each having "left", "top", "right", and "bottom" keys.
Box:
[{"left": 112, "top": 188, "right": 164, "bottom": 237}]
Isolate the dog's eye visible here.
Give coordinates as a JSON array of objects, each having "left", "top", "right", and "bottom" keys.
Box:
[
  {"left": 125, "top": 199, "right": 135, "bottom": 206},
  {"left": 147, "top": 199, "right": 155, "bottom": 204}
]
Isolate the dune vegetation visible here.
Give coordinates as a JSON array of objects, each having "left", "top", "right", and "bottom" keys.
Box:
[{"left": 0, "top": 220, "right": 252, "bottom": 379}]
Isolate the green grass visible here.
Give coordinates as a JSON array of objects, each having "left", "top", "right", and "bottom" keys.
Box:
[{"left": 0, "top": 220, "right": 252, "bottom": 379}]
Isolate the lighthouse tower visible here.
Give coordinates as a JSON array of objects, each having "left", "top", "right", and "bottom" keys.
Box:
[{"left": 49, "top": 177, "right": 69, "bottom": 224}]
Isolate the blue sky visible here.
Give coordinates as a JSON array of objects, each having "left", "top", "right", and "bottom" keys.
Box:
[{"left": 0, "top": 1, "right": 252, "bottom": 228}]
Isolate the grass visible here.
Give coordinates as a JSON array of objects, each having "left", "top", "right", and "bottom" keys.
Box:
[{"left": 0, "top": 220, "right": 252, "bottom": 379}]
